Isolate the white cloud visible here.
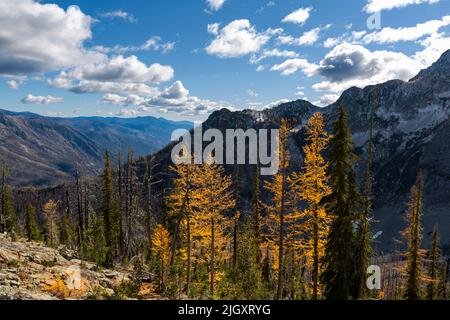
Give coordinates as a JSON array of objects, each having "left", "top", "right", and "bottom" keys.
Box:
[
  {"left": 49, "top": 55, "right": 174, "bottom": 95},
  {"left": 206, "top": 0, "right": 226, "bottom": 11},
  {"left": 282, "top": 7, "right": 312, "bottom": 25},
  {"left": 207, "top": 23, "right": 221, "bottom": 35},
  {"left": 362, "top": 15, "right": 450, "bottom": 44},
  {"left": 256, "top": 65, "right": 266, "bottom": 72},
  {"left": 100, "top": 10, "right": 136, "bottom": 23},
  {"left": 93, "top": 36, "right": 175, "bottom": 54},
  {"left": 313, "top": 94, "right": 339, "bottom": 107},
  {"left": 278, "top": 25, "right": 330, "bottom": 46},
  {"left": 102, "top": 81, "right": 232, "bottom": 116},
  {"left": 206, "top": 19, "right": 270, "bottom": 58},
  {"left": 0, "top": 0, "right": 101, "bottom": 76},
  {"left": 413, "top": 33, "right": 450, "bottom": 66},
  {"left": 271, "top": 59, "right": 318, "bottom": 76},
  {"left": 250, "top": 49, "right": 299, "bottom": 64},
  {"left": 21, "top": 94, "right": 63, "bottom": 104},
  {"left": 6, "top": 80, "right": 20, "bottom": 90},
  {"left": 312, "top": 43, "right": 422, "bottom": 93},
  {"left": 263, "top": 99, "right": 290, "bottom": 109},
  {"left": 364, "top": 0, "right": 440, "bottom": 13}
]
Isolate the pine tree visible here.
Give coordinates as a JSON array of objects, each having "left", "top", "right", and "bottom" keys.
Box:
[
  {"left": 25, "top": 203, "right": 41, "bottom": 241},
  {"left": 264, "top": 119, "right": 292, "bottom": 300},
  {"left": 290, "top": 112, "right": 331, "bottom": 300},
  {"left": 83, "top": 213, "right": 106, "bottom": 265},
  {"left": 354, "top": 90, "right": 376, "bottom": 299},
  {"left": 403, "top": 173, "right": 425, "bottom": 300},
  {"left": 101, "top": 151, "right": 119, "bottom": 268},
  {"left": 427, "top": 225, "right": 440, "bottom": 300},
  {"left": 321, "top": 106, "right": 360, "bottom": 300}
]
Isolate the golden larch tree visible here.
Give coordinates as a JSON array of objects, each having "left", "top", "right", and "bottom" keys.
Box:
[
  {"left": 264, "top": 119, "right": 293, "bottom": 300},
  {"left": 290, "top": 112, "right": 331, "bottom": 300},
  {"left": 191, "top": 156, "right": 235, "bottom": 298}
]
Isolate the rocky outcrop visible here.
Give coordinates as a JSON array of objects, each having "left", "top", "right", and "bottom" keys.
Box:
[{"left": 0, "top": 233, "right": 132, "bottom": 300}]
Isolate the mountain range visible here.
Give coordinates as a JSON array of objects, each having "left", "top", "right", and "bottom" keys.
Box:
[
  {"left": 2, "top": 49, "right": 450, "bottom": 251},
  {"left": 148, "top": 49, "right": 450, "bottom": 250},
  {"left": 0, "top": 110, "right": 192, "bottom": 187}
]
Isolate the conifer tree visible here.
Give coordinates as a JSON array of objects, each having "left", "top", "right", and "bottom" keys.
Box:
[
  {"left": 191, "top": 157, "right": 235, "bottom": 298},
  {"left": 252, "top": 162, "right": 262, "bottom": 264},
  {"left": 83, "top": 213, "right": 106, "bottom": 265},
  {"left": 321, "top": 106, "right": 360, "bottom": 300},
  {"left": 152, "top": 224, "right": 170, "bottom": 288},
  {"left": 290, "top": 112, "right": 331, "bottom": 300},
  {"left": 403, "top": 173, "right": 425, "bottom": 300},
  {"left": 25, "top": 203, "right": 41, "bottom": 241},
  {"left": 101, "top": 151, "right": 119, "bottom": 268},
  {"left": 166, "top": 161, "right": 198, "bottom": 293},
  {"left": 264, "top": 119, "right": 292, "bottom": 300},
  {"left": 427, "top": 225, "right": 440, "bottom": 300},
  {"left": 354, "top": 90, "right": 376, "bottom": 299}
]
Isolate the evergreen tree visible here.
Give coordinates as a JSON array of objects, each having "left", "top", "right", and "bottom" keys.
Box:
[
  {"left": 321, "top": 106, "right": 360, "bottom": 300},
  {"left": 101, "top": 151, "right": 119, "bottom": 268},
  {"left": 25, "top": 203, "right": 41, "bottom": 241},
  {"left": 427, "top": 225, "right": 440, "bottom": 300},
  {"left": 230, "top": 216, "right": 266, "bottom": 299},
  {"left": 354, "top": 90, "right": 376, "bottom": 299},
  {"left": 290, "top": 112, "right": 331, "bottom": 300},
  {"left": 403, "top": 173, "right": 425, "bottom": 300},
  {"left": 83, "top": 213, "right": 106, "bottom": 265}
]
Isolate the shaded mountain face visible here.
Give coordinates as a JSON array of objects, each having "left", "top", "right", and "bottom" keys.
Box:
[
  {"left": 148, "top": 49, "right": 450, "bottom": 251},
  {"left": 0, "top": 111, "right": 192, "bottom": 187},
  {"left": 54, "top": 116, "right": 193, "bottom": 159}
]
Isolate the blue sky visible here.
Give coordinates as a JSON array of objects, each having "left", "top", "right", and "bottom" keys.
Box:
[{"left": 0, "top": 0, "right": 449, "bottom": 121}]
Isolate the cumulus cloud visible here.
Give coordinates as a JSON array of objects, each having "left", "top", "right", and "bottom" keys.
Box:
[
  {"left": 279, "top": 25, "right": 330, "bottom": 46},
  {"left": 364, "top": 0, "right": 440, "bottom": 13},
  {"left": 207, "top": 23, "right": 221, "bottom": 35},
  {"left": 206, "top": 19, "right": 270, "bottom": 58},
  {"left": 312, "top": 43, "right": 422, "bottom": 93},
  {"left": 6, "top": 80, "right": 20, "bottom": 90},
  {"left": 313, "top": 94, "right": 339, "bottom": 107},
  {"left": 282, "top": 7, "right": 312, "bottom": 25},
  {"left": 49, "top": 55, "right": 174, "bottom": 95},
  {"left": 21, "top": 94, "right": 63, "bottom": 104},
  {"left": 250, "top": 49, "right": 299, "bottom": 64},
  {"left": 206, "top": 0, "right": 226, "bottom": 11},
  {"left": 0, "top": 0, "right": 101, "bottom": 76},
  {"left": 102, "top": 81, "right": 232, "bottom": 116},
  {"left": 362, "top": 15, "right": 450, "bottom": 44},
  {"left": 271, "top": 59, "right": 318, "bottom": 76},
  {"left": 100, "top": 10, "right": 136, "bottom": 23}
]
